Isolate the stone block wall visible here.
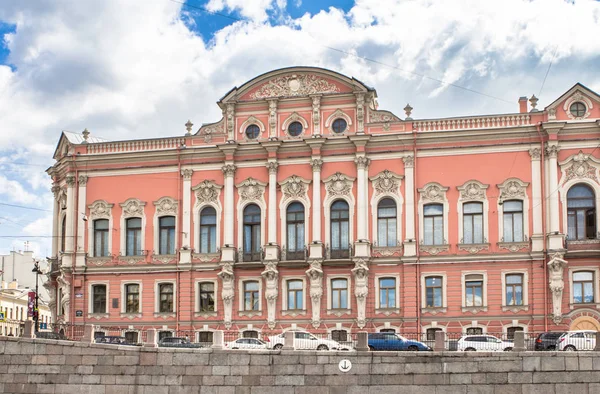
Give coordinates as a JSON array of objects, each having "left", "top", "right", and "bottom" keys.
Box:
[{"left": 1, "top": 336, "right": 600, "bottom": 393}]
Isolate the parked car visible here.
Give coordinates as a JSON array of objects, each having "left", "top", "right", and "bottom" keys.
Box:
[
  {"left": 158, "top": 337, "right": 204, "bottom": 348},
  {"left": 456, "top": 335, "right": 513, "bottom": 352},
  {"left": 557, "top": 330, "right": 597, "bottom": 351},
  {"left": 268, "top": 331, "right": 348, "bottom": 351},
  {"left": 368, "top": 333, "right": 431, "bottom": 351},
  {"left": 534, "top": 332, "right": 566, "bottom": 351},
  {"left": 35, "top": 331, "right": 69, "bottom": 341},
  {"left": 224, "top": 338, "right": 269, "bottom": 350},
  {"left": 95, "top": 336, "right": 138, "bottom": 346}
]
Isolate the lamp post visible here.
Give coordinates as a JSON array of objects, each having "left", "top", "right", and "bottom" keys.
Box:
[{"left": 32, "top": 261, "right": 42, "bottom": 332}]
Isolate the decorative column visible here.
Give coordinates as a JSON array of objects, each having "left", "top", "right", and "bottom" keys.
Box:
[
  {"left": 403, "top": 156, "right": 416, "bottom": 256},
  {"left": 62, "top": 175, "right": 76, "bottom": 268},
  {"left": 311, "top": 96, "right": 321, "bottom": 135},
  {"left": 546, "top": 143, "right": 563, "bottom": 250},
  {"left": 354, "top": 155, "right": 370, "bottom": 257},
  {"left": 225, "top": 103, "right": 235, "bottom": 141},
  {"left": 221, "top": 163, "right": 237, "bottom": 262},
  {"left": 352, "top": 259, "right": 369, "bottom": 328},
  {"left": 262, "top": 261, "right": 278, "bottom": 329},
  {"left": 218, "top": 262, "right": 234, "bottom": 329},
  {"left": 309, "top": 158, "right": 324, "bottom": 259},
  {"left": 264, "top": 161, "right": 279, "bottom": 261},
  {"left": 51, "top": 185, "right": 61, "bottom": 258},
  {"left": 306, "top": 260, "right": 323, "bottom": 328},
  {"left": 529, "top": 148, "right": 544, "bottom": 251},
  {"left": 181, "top": 169, "right": 193, "bottom": 264},
  {"left": 548, "top": 252, "right": 568, "bottom": 324},
  {"left": 355, "top": 93, "right": 365, "bottom": 134},
  {"left": 268, "top": 99, "right": 278, "bottom": 138},
  {"left": 75, "top": 175, "right": 87, "bottom": 267}
]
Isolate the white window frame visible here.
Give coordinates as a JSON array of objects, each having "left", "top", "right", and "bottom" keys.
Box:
[
  {"left": 462, "top": 323, "right": 487, "bottom": 334},
  {"left": 461, "top": 271, "right": 488, "bottom": 312},
  {"left": 421, "top": 273, "right": 447, "bottom": 310},
  {"left": 323, "top": 173, "right": 356, "bottom": 250},
  {"left": 194, "top": 202, "right": 222, "bottom": 255},
  {"left": 154, "top": 280, "right": 177, "bottom": 314},
  {"left": 324, "top": 109, "right": 353, "bottom": 135},
  {"left": 239, "top": 116, "right": 266, "bottom": 140},
  {"left": 88, "top": 281, "right": 109, "bottom": 316},
  {"left": 457, "top": 180, "right": 489, "bottom": 245},
  {"left": 153, "top": 197, "right": 178, "bottom": 256},
  {"left": 281, "top": 275, "right": 307, "bottom": 314},
  {"left": 503, "top": 322, "right": 528, "bottom": 338},
  {"left": 236, "top": 178, "right": 267, "bottom": 255},
  {"left": 374, "top": 274, "right": 400, "bottom": 313},
  {"left": 238, "top": 277, "right": 263, "bottom": 314},
  {"left": 501, "top": 270, "right": 529, "bottom": 312},
  {"left": 87, "top": 200, "right": 114, "bottom": 258},
  {"left": 559, "top": 178, "right": 600, "bottom": 241},
  {"left": 418, "top": 182, "right": 449, "bottom": 247},
  {"left": 568, "top": 267, "right": 600, "bottom": 309},
  {"left": 327, "top": 275, "right": 352, "bottom": 313},
  {"left": 279, "top": 195, "right": 311, "bottom": 257},
  {"left": 281, "top": 112, "right": 309, "bottom": 138},
  {"left": 194, "top": 279, "right": 219, "bottom": 315},
  {"left": 120, "top": 280, "right": 143, "bottom": 315},
  {"left": 119, "top": 198, "right": 146, "bottom": 257},
  {"left": 371, "top": 193, "right": 403, "bottom": 248},
  {"left": 497, "top": 178, "right": 530, "bottom": 244}
]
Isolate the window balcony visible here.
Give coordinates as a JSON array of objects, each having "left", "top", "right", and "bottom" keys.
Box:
[
  {"left": 281, "top": 245, "right": 307, "bottom": 262},
  {"left": 238, "top": 247, "right": 264, "bottom": 263},
  {"left": 325, "top": 244, "right": 353, "bottom": 260}
]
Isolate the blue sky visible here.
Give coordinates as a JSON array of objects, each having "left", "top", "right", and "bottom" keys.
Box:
[{"left": 0, "top": 0, "right": 599, "bottom": 258}]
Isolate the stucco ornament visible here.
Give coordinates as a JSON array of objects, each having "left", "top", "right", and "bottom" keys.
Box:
[
  {"left": 420, "top": 183, "right": 448, "bottom": 203},
  {"left": 563, "top": 91, "right": 593, "bottom": 120},
  {"left": 458, "top": 181, "right": 488, "bottom": 201},
  {"left": 306, "top": 260, "right": 324, "bottom": 328},
  {"left": 218, "top": 263, "right": 235, "bottom": 329},
  {"left": 356, "top": 93, "right": 365, "bottom": 133},
  {"left": 310, "top": 158, "right": 323, "bottom": 172},
  {"left": 529, "top": 148, "right": 541, "bottom": 160},
  {"left": 120, "top": 198, "right": 146, "bottom": 218},
  {"left": 280, "top": 175, "right": 310, "bottom": 200},
  {"left": 369, "top": 109, "right": 401, "bottom": 123},
  {"left": 563, "top": 151, "right": 597, "bottom": 183},
  {"left": 249, "top": 74, "right": 340, "bottom": 99},
  {"left": 88, "top": 200, "right": 113, "bottom": 220},
  {"left": 268, "top": 100, "right": 277, "bottom": 137},
  {"left": 154, "top": 197, "right": 178, "bottom": 216},
  {"left": 370, "top": 170, "right": 402, "bottom": 195},
  {"left": 498, "top": 178, "right": 529, "bottom": 203},
  {"left": 237, "top": 178, "right": 267, "bottom": 202},
  {"left": 324, "top": 172, "right": 354, "bottom": 197},
  {"left": 546, "top": 144, "right": 559, "bottom": 159},
  {"left": 312, "top": 96, "right": 321, "bottom": 134},
  {"left": 192, "top": 180, "right": 222, "bottom": 205},
  {"left": 262, "top": 261, "right": 279, "bottom": 329},
  {"left": 57, "top": 274, "right": 71, "bottom": 319},
  {"left": 198, "top": 120, "right": 225, "bottom": 143},
  {"left": 403, "top": 156, "right": 414, "bottom": 169},
  {"left": 548, "top": 252, "right": 568, "bottom": 324},
  {"left": 226, "top": 104, "right": 235, "bottom": 140},
  {"left": 352, "top": 259, "right": 369, "bottom": 328},
  {"left": 221, "top": 164, "right": 237, "bottom": 178}
]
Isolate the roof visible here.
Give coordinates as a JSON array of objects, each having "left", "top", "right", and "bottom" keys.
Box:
[
  {"left": 544, "top": 82, "right": 600, "bottom": 110},
  {"left": 62, "top": 131, "right": 109, "bottom": 144}
]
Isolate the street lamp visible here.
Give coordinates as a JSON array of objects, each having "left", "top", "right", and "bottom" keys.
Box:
[{"left": 31, "top": 261, "right": 43, "bottom": 332}]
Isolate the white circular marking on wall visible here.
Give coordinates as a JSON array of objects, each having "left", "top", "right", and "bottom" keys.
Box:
[{"left": 338, "top": 359, "right": 352, "bottom": 373}]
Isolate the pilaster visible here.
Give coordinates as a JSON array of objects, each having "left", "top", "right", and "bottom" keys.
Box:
[
  {"left": 181, "top": 169, "right": 193, "bottom": 264},
  {"left": 51, "top": 185, "right": 61, "bottom": 258},
  {"left": 529, "top": 148, "right": 544, "bottom": 251},
  {"left": 309, "top": 157, "right": 324, "bottom": 259},
  {"left": 354, "top": 155, "right": 370, "bottom": 257},
  {"left": 403, "top": 155, "right": 416, "bottom": 256},
  {"left": 75, "top": 175, "right": 87, "bottom": 267},
  {"left": 63, "top": 175, "right": 76, "bottom": 268},
  {"left": 221, "top": 163, "right": 237, "bottom": 262},
  {"left": 546, "top": 143, "right": 564, "bottom": 250},
  {"left": 265, "top": 161, "right": 279, "bottom": 261}
]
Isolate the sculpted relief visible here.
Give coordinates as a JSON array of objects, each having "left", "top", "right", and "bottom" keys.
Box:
[{"left": 249, "top": 74, "right": 341, "bottom": 99}]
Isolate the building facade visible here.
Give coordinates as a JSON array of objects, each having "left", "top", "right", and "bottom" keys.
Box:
[
  {"left": 0, "top": 280, "right": 53, "bottom": 336},
  {"left": 1, "top": 250, "right": 49, "bottom": 301},
  {"left": 46, "top": 67, "right": 600, "bottom": 341}
]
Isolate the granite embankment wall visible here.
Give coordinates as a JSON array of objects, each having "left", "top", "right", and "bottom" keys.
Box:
[{"left": 1, "top": 336, "right": 600, "bottom": 394}]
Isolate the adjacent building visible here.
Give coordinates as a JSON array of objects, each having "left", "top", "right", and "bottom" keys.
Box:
[
  {"left": 0, "top": 280, "right": 53, "bottom": 336},
  {"left": 45, "top": 67, "right": 600, "bottom": 341}
]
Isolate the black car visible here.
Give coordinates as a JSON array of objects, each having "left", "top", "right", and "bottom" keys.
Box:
[
  {"left": 35, "top": 331, "right": 70, "bottom": 341},
  {"left": 95, "top": 336, "right": 138, "bottom": 346},
  {"left": 158, "top": 337, "right": 204, "bottom": 348},
  {"left": 534, "top": 332, "right": 565, "bottom": 351}
]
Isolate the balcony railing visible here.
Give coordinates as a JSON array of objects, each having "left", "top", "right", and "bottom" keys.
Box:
[
  {"left": 413, "top": 113, "right": 533, "bottom": 132},
  {"left": 238, "top": 247, "right": 264, "bottom": 263},
  {"left": 325, "top": 244, "right": 353, "bottom": 260},
  {"left": 86, "top": 137, "right": 186, "bottom": 154},
  {"left": 282, "top": 245, "right": 308, "bottom": 262}
]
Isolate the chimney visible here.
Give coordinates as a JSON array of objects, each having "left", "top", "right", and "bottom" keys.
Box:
[{"left": 518, "top": 97, "right": 528, "bottom": 113}]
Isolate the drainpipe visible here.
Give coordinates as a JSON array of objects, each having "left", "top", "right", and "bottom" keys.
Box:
[
  {"left": 413, "top": 128, "right": 421, "bottom": 334},
  {"left": 536, "top": 122, "right": 548, "bottom": 331}
]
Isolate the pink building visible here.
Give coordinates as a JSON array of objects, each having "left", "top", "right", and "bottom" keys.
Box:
[{"left": 46, "top": 67, "right": 600, "bottom": 341}]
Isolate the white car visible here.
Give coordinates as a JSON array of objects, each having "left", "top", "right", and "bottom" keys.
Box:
[
  {"left": 456, "top": 335, "right": 513, "bottom": 352},
  {"left": 224, "top": 338, "right": 268, "bottom": 350},
  {"left": 557, "top": 330, "right": 597, "bottom": 351},
  {"left": 268, "top": 331, "right": 348, "bottom": 351}
]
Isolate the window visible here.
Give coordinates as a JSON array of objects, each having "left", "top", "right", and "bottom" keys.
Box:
[
  {"left": 125, "top": 332, "right": 138, "bottom": 343},
  {"left": 243, "top": 204, "right": 261, "bottom": 262},
  {"left": 506, "top": 327, "right": 523, "bottom": 340},
  {"left": 286, "top": 202, "right": 305, "bottom": 260},
  {"left": 92, "top": 284, "right": 107, "bottom": 314},
  {"left": 377, "top": 198, "right": 397, "bottom": 247},
  {"left": 426, "top": 328, "right": 442, "bottom": 341},
  {"left": 126, "top": 218, "right": 142, "bottom": 256},
  {"left": 380, "top": 328, "right": 396, "bottom": 333},
  {"left": 570, "top": 102, "right": 586, "bottom": 118},
  {"left": 567, "top": 184, "right": 596, "bottom": 240},
  {"left": 159, "top": 216, "right": 176, "bottom": 255},
  {"left": 93, "top": 219, "right": 109, "bottom": 257},
  {"left": 244, "top": 281, "right": 260, "bottom": 311},
  {"left": 330, "top": 200, "right": 350, "bottom": 259},
  {"left": 466, "top": 327, "right": 483, "bottom": 335},
  {"left": 331, "top": 278, "right": 348, "bottom": 309},
  {"left": 198, "top": 282, "right": 215, "bottom": 312},
  {"left": 159, "top": 283, "right": 174, "bottom": 312},
  {"left": 245, "top": 124, "right": 260, "bottom": 139},
  {"left": 505, "top": 274, "right": 523, "bottom": 306},
  {"left": 423, "top": 204, "right": 443, "bottom": 245},
  {"left": 332, "top": 118, "right": 347, "bottom": 134},
  {"left": 573, "top": 271, "right": 594, "bottom": 304},
  {"left": 199, "top": 207, "right": 217, "bottom": 253},
  {"left": 463, "top": 202, "right": 483, "bottom": 244},
  {"left": 503, "top": 200, "right": 523, "bottom": 242},
  {"left": 198, "top": 331, "right": 213, "bottom": 344},
  {"left": 379, "top": 278, "right": 396, "bottom": 309},
  {"left": 61, "top": 216, "right": 66, "bottom": 252},
  {"left": 94, "top": 331, "right": 106, "bottom": 339},
  {"left": 425, "top": 276, "right": 443, "bottom": 308},
  {"left": 288, "top": 121, "right": 303, "bottom": 137},
  {"left": 158, "top": 331, "right": 172, "bottom": 341},
  {"left": 465, "top": 274, "right": 483, "bottom": 307},
  {"left": 331, "top": 330, "right": 347, "bottom": 342},
  {"left": 125, "top": 284, "right": 139, "bottom": 313},
  {"left": 242, "top": 330, "right": 258, "bottom": 338},
  {"left": 287, "top": 280, "right": 303, "bottom": 310}
]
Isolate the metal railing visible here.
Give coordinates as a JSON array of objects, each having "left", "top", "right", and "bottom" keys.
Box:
[{"left": 282, "top": 245, "right": 308, "bottom": 261}]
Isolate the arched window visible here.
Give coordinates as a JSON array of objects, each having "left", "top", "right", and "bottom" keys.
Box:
[
  {"left": 199, "top": 207, "right": 217, "bottom": 253},
  {"left": 243, "top": 204, "right": 261, "bottom": 262},
  {"left": 567, "top": 184, "right": 596, "bottom": 240},
  {"left": 159, "top": 216, "right": 176, "bottom": 255},
  {"left": 377, "top": 198, "right": 397, "bottom": 247},
  {"left": 503, "top": 200, "right": 523, "bottom": 242},
  {"left": 61, "top": 216, "right": 66, "bottom": 252},
  {"left": 94, "top": 219, "right": 109, "bottom": 257},
  {"left": 330, "top": 200, "right": 350, "bottom": 259},
  {"left": 126, "top": 218, "right": 142, "bottom": 256},
  {"left": 423, "top": 204, "right": 443, "bottom": 245},
  {"left": 286, "top": 202, "right": 305, "bottom": 260},
  {"left": 463, "top": 202, "right": 483, "bottom": 244}
]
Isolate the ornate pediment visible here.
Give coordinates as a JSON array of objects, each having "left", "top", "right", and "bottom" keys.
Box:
[
  {"left": 279, "top": 175, "right": 310, "bottom": 200},
  {"left": 497, "top": 178, "right": 529, "bottom": 203},
  {"left": 418, "top": 182, "right": 448, "bottom": 203},
  {"left": 88, "top": 200, "right": 113, "bottom": 219},
  {"left": 458, "top": 180, "right": 488, "bottom": 201},
  {"left": 560, "top": 150, "right": 600, "bottom": 184},
  {"left": 196, "top": 120, "right": 225, "bottom": 143},
  {"left": 370, "top": 170, "right": 403, "bottom": 195},
  {"left": 323, "top": 172, "right": 355, "bottom": 197},
  {"left": 192, "top": 180, "right": 222, "bottom": 205},
  {"left": 120, "top": 198, "right": 146, "bottom": 218},
  {"left": 154, "top": 196, "right": 178, "bottom": 216},
  {"left": 249, "top": 74, "right": 341, "bottom": 100},
  {"left": 368, "top": 110, "right": 401, "bottom": 123},
  {"left": 236, "top": 178, "right": 267, "bottom": 202}
]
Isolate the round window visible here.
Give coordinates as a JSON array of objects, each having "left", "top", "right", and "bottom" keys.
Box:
[
  {"left": 245, "top": 124, "right": 260, "bottom": 139},
  {"left": 287, "top": 121, "right": 303, "bottom": 137},
  {"left": 332, "top": 118, "right": 347, "bottom": 134},
  {"left": 570, "top": 102, "right": 586, "bottom": 118}
]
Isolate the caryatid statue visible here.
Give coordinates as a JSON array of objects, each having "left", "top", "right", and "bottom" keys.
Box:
[
  {"left": 218, "top": 262, "right": 235, "bottom": 329},
  {"left": 306, "top": 259, "right": 324, "bottom": 328},
  {"left": 262, "top": 261, "right": 279, "bottom": 329},
  {"left": 548, "top": 252, "right": 568, "bottom": 324},
  {"left": 352, "top": 259, "right": 369, "bottom": 328}
]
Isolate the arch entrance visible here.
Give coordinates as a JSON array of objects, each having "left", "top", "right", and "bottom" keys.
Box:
[{"left": 569, "top": 316, "right": 600, "bottom": 331}]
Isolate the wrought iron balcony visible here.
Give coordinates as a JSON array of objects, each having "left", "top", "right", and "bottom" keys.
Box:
[
  {"left": 282, "top": 245, "right": 308, "bottom": 262},
  {"left": 325, "top": 243, "right": 353, "bottom": 260}
]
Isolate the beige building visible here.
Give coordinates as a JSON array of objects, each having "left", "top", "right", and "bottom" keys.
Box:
[{"left": 0, "top": 280, "right": 52, "bottom": 336}]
